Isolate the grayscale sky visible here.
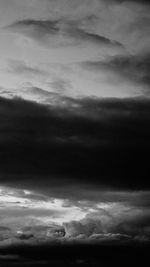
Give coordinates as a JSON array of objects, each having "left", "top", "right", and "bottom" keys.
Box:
[
  {"left": 0, "top": 0, "right": 150, "bottom": 101},
  {"left": 0, "top": 1, "right": 150, "bottom": 257}
]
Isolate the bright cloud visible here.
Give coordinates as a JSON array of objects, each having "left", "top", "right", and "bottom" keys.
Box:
[{"left": 0, "top": 185, "right": 149, "bottom": 245}]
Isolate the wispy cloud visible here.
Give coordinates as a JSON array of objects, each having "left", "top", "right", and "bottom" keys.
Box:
[
  {"left": 5, "top": 19, "right": 123, "bottom": 51},
  {"left": 1, "top": 0, "right": 150, "bottom": 99},
  {"left": 80, "top": 53, "right": 150, "bottom": 93},
  {"left": 7, "top": 59, "right": 48, "bottom": 77},
  {"left": 48, "top": 77, "right": 72, "bottom": 95}
]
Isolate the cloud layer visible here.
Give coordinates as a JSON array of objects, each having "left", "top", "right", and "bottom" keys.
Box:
[
  {"left": 0, "top": 0, "right": 150, "bottom": 99},
  {"left": 0, "top": 95, "right": 150, "bottom": 188},
  {"left": 0, "top": 1, "right": 150, "bottom": 260},
  {"left": 6, "top": 19, "right": 123, "bottom": 50},
  {"left": 0, "top": 185, "right": 149, "bottom": 246}
]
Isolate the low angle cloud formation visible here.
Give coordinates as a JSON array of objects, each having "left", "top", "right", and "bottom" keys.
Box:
[
  {"left": 0, "top": 186, "right": 149, "bottom": 246},
  {"left": 0, "top": 96, "right": 150, "bottom": 189},
  {"left": 0, "top": 0, "right": 150, "bottom": 265}
]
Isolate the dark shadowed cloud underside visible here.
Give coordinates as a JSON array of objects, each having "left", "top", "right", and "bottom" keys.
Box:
[{"left": 0, "top": 0, "right": 150, "bottom": 255}]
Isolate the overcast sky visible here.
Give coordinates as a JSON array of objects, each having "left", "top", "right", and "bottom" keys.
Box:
[
  {"left": 0, "top": 0, "right": 150, "bottom": 185},
  {"left": 0, "top": 1, "right": 150, "bottom": 257},
  {"left": 0, "top": 0, "right": 150, "bottom": 100}
]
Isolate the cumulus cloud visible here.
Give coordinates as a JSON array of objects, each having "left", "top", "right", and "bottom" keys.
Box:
[
  {"left": 63, "top": 205, "right": 150, "bottom": 240},
  {"left": 0, "top": 185, "right": 149, "bottom": 246}
]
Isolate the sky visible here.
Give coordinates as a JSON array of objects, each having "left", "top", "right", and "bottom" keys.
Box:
[
  {"left": 0, "top": 0, "right": 150, "bottom": 263},
  {"left": 0, "top": 0, "right": 150, "bottom": 99}
]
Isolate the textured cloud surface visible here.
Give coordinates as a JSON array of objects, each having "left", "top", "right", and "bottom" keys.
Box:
[
  {"left": 0, "top": 185, "right": 149, "bottom": 246},
  {"left": 0, "top": 0, "right": 150, "bottom": 99},
  {"left": 0, "top": 2, "right": 150, "bottom": 262},
  {"left": 6, "top": 19, "right": 122, "bottom": 50}
]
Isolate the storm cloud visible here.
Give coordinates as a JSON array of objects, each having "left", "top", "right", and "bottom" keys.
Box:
[
  {"left": 0, "top": 1, "right": 150, "bottom": 263},
  {"left": 0, "top": 95, "right": 150, "bottom": 188}
]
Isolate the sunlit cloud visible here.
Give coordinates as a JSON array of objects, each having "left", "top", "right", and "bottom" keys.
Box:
[{"left": 0, "top": 185, "right": 149, "bottom": 245}]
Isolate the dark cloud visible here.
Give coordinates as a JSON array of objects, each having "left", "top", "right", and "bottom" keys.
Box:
[
  {"left": 5, "top": 19, "right": 123, "bottom": 49},
  {"left": 0, "top": 243, "right": 149, "bottom": 267},
  {"left": 1, "top": 95, "right": 150, "bottom": 147},
  {"left": 81, "top": 53, "right": 150, "bottom": 90},
  {"left": 0, "top": 227, "right": 13, "bottom": 242},
  {"left": 16, "top": 232, "right": 34, "bottom": 240},
  {"left": 0, "top": 96, "right": 150, "bottom": 189},
  {"left": 116, "top": 216, "right": 150, "bottom": 237}
]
